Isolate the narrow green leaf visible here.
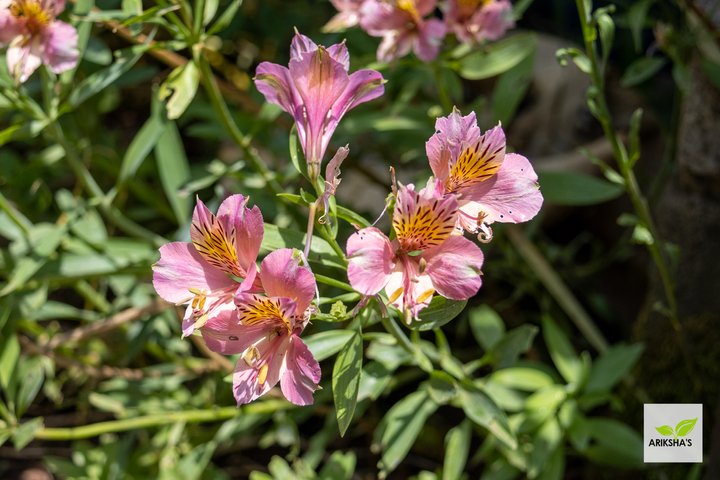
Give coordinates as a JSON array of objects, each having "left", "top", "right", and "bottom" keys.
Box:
[
  {"left": 159, "top": 61, "right": 200, "bottom": 120},
  {"left": 15, "top": 357, "right": 44, "bottom": 418},
  {"left": 675, "top": 418, "right": 697, "bottom": 437},
  {"left": 585, "top": 343, "right": 644, "bottom": 393},
  {"left": 491, "top": 367, "right": 555, "bottom": 391},
  {"left": 442, "top": 421, "right": 471, "bottom": 480},
  {"left": 412, "top": 297, "right": 467, "bottom": 331},
  {"left": 118, "top": 106, "right": 167, "bottom": 184},
  {"left": 358, "top": 361, "right": 392, "bottom": 402},
  {"left": 528, "top": 418, "right": 563, "bottom": 478},
  {"left": 12, "top": 417, "right": 43, "bottom": 450},
  {"left": 621, "top": 57, "right": 667, "bottom": 88},
  {"left": 492, "top": 42, "right": 535, "bottom": 125},
  {"left": 155, "top": 121, "right": 192, "bottom": 225},
  {"left": 490, "top": 325, "right": 538, "bottom": 368},
  {"left": 305, "top": 330, "right": 355, "bottom": 362},
  {"left": 583, "top": 418, "right": 643, "bottom": 468},
  {"left": 537, "top": 170, "right": 623, "bottom": 206},
  {"left": 332, "top": 331, "right": 363, "bottom": 436},
  {"left": 457, "top": 33, "right": 537, "bottom": 80},
  {"left": 458, "top": 386, "right": 516, "bottom": 449},
  {"left": 375, "top": 390, "right": 439, "bottom": 474},
  {"left": 203, "top": 0, "right": 219, "bottom": 25},
  {"left": 0, "top": 334, "right": 19, "bottom": 391},
  {"left": 542, "top": 317, "right": 581, "bottom": 385},
  {"left": 318, "top": 451, "right": 356, "bottom": 480},
  {"left": 207, "top": 0, "right": 243, "bottom": 35},
  {"left": 469, "top": 305, "right": 505, "bottom": 351}
]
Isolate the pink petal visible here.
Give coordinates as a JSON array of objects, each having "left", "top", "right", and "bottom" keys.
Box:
[
  {"left": 392, "top": 182, "right": 458, "bottom": 252},
  {"left": 45, "top": 0, "right": 66, "bottom": 15},
  {"left": 202, "top": 310, "right": 270, "bottom": 355},
  {"left": 413, "top": 18, "right": 446, "bottom": 62},
  {"left": 7, "top": 41, "right": 42, "bottom": 83},
  {"left": 347, "top": 227, "right": 395, "bottom": 295},
  {"left": 384, "top": 258, "right": 435, "bottom": 319},
  {"left": 280, "top": 335, "right": 321, "bottom": 406},
  {"left": 445, "top": 124, "right": 506, "bottom": 193},
  {"left": 254, "top": 62, "right": 299, "bottom": 117},
  {"left": 424, "top": 235, "right": 484, "bottom": 299},
  {"left": 377, "top": 31, "right": 414, "bottom": 63},
  {"left": 217, "top": 194, "right": 264, "bottom": 275},
  {"left": 461, "top": 153, "right": 542, "bottom": 224},
  {"left": 152, "top": 242, "right": 234, "bottom": 304},
  {"left": 359, "top": 0, "right": 409, "bottom": 35},
  {"left": 327, "top": 41, "right": 350, "bottom": 72},
  {"left": 258, "top": 249, "right": 316, "bottom": 315},
  {"left": 233, "top": 334, "right": 288, "bottom": 405},
  {"left": 236, "top": 292, "right": 297, "bottom": 332},
  {"left": 0, "top": 11, "right": 22, "bottom": 44},
  {"left": 468, "top": 0, "right": 514, "bottom": 42},
  {"left": 426, "top": 108, "right": 481, "bottom": 180},
  {"left": 190, "top": 197, "right": 248, "bottom": 277},
  {"left": 42, "top": 20, "right": 78, "bottom": 74},
  {"left": 290, "top": 32, "right": 318, "bottom": 62}
]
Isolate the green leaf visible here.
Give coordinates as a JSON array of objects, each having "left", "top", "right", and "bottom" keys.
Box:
[
  {"left": 542, "top": 316, "right": 581, "bottom": 384},
  {"left": 412, "top": 297, "right": 467, "bottom": 331},
  {"left": 585, "top": 343, "right": 644, "bottom": 393},
  {"left": 492, "top": 49, "right": 535, "bottom": 125},
  {"left": 318, "top": 451, "right": 356, "bottom": 480},
  {"left": 288, "top": 125, "right": 307, "bottom": 178},
  {"left": 528, "top": 418, "right": 563, "bottom": 479},
  {"left": 375, "top": 390, "right": 439, "bottom": 474},
  {"left": 524, "top": 385, "right": 567, "bottom": 427},
  {"left": 358, "top": 361, "right": 392, "bottom": 402},
  {"left": 675, "top": 418, "right": 697, "bottom": 437},
  {"left": 12, "top": 417, "right": 43, "bottom": 450},
  {"left": 469, "top": 305, "right": 505, "bottom": 351},
  {"left": 15, "top": 357, "right": 44, "bottom": 418},
  {"left": 202, "top": 0, "right": 219, "bottom": 25},
  {"left": 655, "top": 425, "right": 674, "bottom": 437},
  {"left": 207, "top": 0, "right": 244, "bottom": 35},
  {"left": 457, "top": 33, "right": 537, "bottom": 80},
  {"left": 596, "top": 12, "right": 615, "bottom": 66},
  {"left": 627, "top": 0, "right": 652, "bottom": 52},
  {"left": 537, "top": 444, "right": 565, "bottom": 480},
  {"left": 490, "top": 325, "right": 538, "bottom": 368},
  {"left": 336, "top": 205, "right": 371, "bottom": 229},
  {"left": 620, "top": 57, "right": 667, "bottom": 87},
  {"left": 155, "top": 121, "right": 192, "bottom": 225},
  {"left": 118, "top": 103, "right": 167, "bottom": 184},
  {"left": 426, "top": 371, "right": 457, "bottom": 405},
  {"left": 305, "top": 330, "right": 356, "bottom": 362},
  {"left": 0, "top": 334, "right": 19, "bottom": 391},
  {"left": 332, "top": 331, "right": 363, "bottom": 436},
  {"left": 537, "top": 170, "right": 623, "bottom": 206},
  {"left": 66, "top": 44, "right": 149, "bottom": 108},
  {"left": 491, "top": 367, "right": 555, "bottom": 391},
  {"left": 0, "top": 120, "right": 48, "bottom": 147},
  {"left": 458, "top": 386, "right": 516, "bottom": 449},
  {"left": 159, "top": 61, "right": 200, "bottom": 120},
  {"left": 442, "top": 421, "right": 471, "bottom": 480},
  {"left": 584, "top": 418, "right": 643, "bottom": 468}
]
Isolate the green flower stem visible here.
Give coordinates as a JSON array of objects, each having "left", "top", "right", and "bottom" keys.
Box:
[
  {"left": 34, "top": 399, "right": 291, "bottom": 441},
  {"left": 506, "top": 225, "right": 609, "bottom": 353},
  {"left": 575, "top": 0, "right": 678, "bottom": 328},
  {"left": 314, "top": 274, "right": 354, "bottom": 292},
  {"left": 194, "top": 50, "right": 284, "bottom": 197},
  {"left": 379, "top": 314, "right": 433, "bottom": 373}
]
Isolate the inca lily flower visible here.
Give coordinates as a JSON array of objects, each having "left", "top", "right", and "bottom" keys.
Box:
[
  {"left": 254, "top": 31, "right": 384, "bottom": 180},
  {"left": 0, "top": 0, "right": 78, "bottom": 83},
  {"left": 347, "top": 179, "right": 484, "bottom": 321},
  {"left": 323, "top": 0, "right": 365, "bottom": 32},
  {"left": 426, "top": 108, "right": 542, "bottom": 240},
  {"left": 152, "top": 195, "right": 264, "bottom": 337},
  {"left": 201, "top": 249, "right": 321, "bottom": 406},
  {"left": 445, "top": 0, "right": 514, "bottom": 45},
  {"left": 359, "top": 0, "right": 446, "bottom": 62}
]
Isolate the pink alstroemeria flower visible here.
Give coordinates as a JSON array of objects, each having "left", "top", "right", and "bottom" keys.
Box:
[
  {"left": 202, "top": 249, "right": 321, "bottom": 406},
  {"left": 359, "top": 0, "right": 446, "bottom": 62},
  {"left": 426, "top": 108, "right": 542, "bottom": 240},
  {"left": 0, "top": 0, "right": 78, "bottom": 83},
  {"left": 347, "top": 179, "right": 484, "bottom": 321},
  {"left": 152, "top": 195, "right": 264, "bottom": 337},
  {"left": 254, "top": 32, "right": 385, "bottom": 180},
  {"left": 323, "top": 0, "right": 365, "bottom": 32},
  {"left": 445, "top": 0, "right": 514, "bottom": 45}
]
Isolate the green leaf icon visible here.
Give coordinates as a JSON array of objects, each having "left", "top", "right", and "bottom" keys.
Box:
[
  {"left": 655, "top": 425, "right": 674, "bottom": 436},
  {"left": 675, "top": 418, "right": 697, "bottom": 437}
]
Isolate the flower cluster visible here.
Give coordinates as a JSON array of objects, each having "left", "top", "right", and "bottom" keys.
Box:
[
  {"left": 152, "top": 195, "right": 321, "bottom": 406},
  {"left": 0, "top": 0, "right": 78, "bottom": 82},
  {"left": 347, "top": 108, "right": 542, "bottom": 321},
  {"left": 324, "top": 0, "right": 514, "bottom": 62}
]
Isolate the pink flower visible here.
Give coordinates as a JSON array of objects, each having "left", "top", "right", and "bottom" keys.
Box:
[
  {"left": 323, "top": 0, "right": 365, "bottom": 32},
  {"left": 202, "top": 249, "right": 321, "bottom": 406},
  {"left": 0, "top": 0, "right": 78, "bottom": 83},
  {"left": 445, "top": 0, "right": 514, "bottom": 45},
  {"left": 359, "top": 0, "right": 446, "bottom": 62},
  {"left": 254, "top": 31, "right": 384, "bottom": 180},
  {"left": 426, "top": 108, "right": 542, "bottom": 239},
  {"left": 152, "top": 195, "right": 264, "bottom": 337},
  {"left": 347, "top": 179, "right": 484, "bottom": 321}
]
